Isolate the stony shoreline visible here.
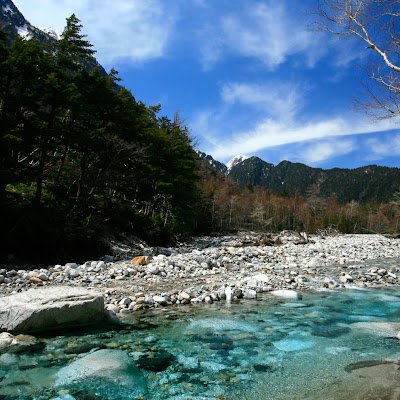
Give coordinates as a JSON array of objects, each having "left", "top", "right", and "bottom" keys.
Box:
[{"left": 1, "top": 232, "right": 400, "bottom": 317}]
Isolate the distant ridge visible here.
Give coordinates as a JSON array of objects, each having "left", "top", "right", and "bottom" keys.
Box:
[{"left": 197, "top": 152, "right": 400, "bottom": 203}]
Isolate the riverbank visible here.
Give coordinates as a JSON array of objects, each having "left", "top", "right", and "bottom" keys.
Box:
[{"left": 1, "top": 232, "right": 400, "bottom": 317}]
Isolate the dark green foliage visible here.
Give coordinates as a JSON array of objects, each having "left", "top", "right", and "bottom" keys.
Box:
[
  {"left": 0, "top": 17, "right": 201, "bottom": 261},
  {"left": 229, "top": 157, "right": 400, "bottom": 203}
]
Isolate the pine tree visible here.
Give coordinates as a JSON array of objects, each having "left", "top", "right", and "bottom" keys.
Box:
[{"left": 58, "top": 14, "right": 95, "bottom": 71}]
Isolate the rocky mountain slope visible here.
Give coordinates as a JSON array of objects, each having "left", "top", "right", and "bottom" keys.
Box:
[
  {"left": 0, "top": 0, "right": 51, "bottom": 42},
  {"left": 198, "top": 152, "right": 400, "bottom": 203},
  {"left": 0, "top": 0, "right": 107, "bottom": 75}
]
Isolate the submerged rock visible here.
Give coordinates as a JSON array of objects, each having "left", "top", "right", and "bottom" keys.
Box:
[
  {"left": 55, "top": 349, "right": 147, "bottom": 399},
  {"left": 0, "top": 332, "right": 38, "bottom": 354},
  {"left": 186, "top": 318, "right": 258, "bottom": 333},
  {"left": 351, "top": 322, "right": 400, "bottom": 338},
  {"left": 273, "top": 338, "right": 314, "bottom": 352},
  {"left": 345, "top": 359, "right": 387, "bottom": 372},
  {"left": 136, "top": 349, "right": 174, "bottom": 372},
  {"left": 0, "top": 287, "right": 104, "bottom": 334},
  {"left": 312, "top": 325, "right": 351, "bottom": 338}
]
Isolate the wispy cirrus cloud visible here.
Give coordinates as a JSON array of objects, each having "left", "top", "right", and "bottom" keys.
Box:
[
  {"left": 192, "top": 78, "right": 400, "bottom": 162},
  {"left": 220, "top": 81, "right": 303, "bottom": 118},
  {"left": 297, "top": 139, "right": 356, "bottom": 164},
  {"left": 13, "top": 0, "right": 177, "bottom": 66},
  {"left": 366, "top": 135, "right": 400, "bottom": 159},
  {"left": 198, "top": 1, "right": 326, "bottom": 70},
  {"left": 205, "top": 113, "right": 399, "bottom": 161}
]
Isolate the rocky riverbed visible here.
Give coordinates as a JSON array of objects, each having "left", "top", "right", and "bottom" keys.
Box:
[{"left": 1, "top": 232, "right": 400, "bottom": 317}]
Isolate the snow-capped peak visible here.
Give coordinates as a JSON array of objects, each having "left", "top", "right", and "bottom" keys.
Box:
[
  {"left": 16, "top": 24, "right": 32, "bottom": 39},
  {"left": 41, "top": 27, "right": 61, "bottom": 40},
  {"left": 226, "top": 155, "right": 250, "bottom": 171}
]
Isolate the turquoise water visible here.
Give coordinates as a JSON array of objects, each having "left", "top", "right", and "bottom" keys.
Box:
[{"left": 1, "top": 287, "right": 400, "bottom": 399}]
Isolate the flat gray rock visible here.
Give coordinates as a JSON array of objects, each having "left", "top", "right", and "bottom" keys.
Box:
[
  {"left": 352, "top": 322, "right": 400, "bottom": 338},
  {"left": 0, "top": 286, "right": 104, "bottom": 333}
]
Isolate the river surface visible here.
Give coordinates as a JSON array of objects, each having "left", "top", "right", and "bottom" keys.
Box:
[{"left": 1, "top": 263, "right": 400, "bottom": 399}]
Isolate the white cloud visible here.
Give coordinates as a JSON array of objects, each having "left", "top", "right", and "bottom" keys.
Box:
[
  {"left": 13, "top": 0, "right": 176, "bottom": 66},
  {"left": 366, "top": 136, "right": 400, "bottom": 158},
  {"left": 220, "top": 81, "right": 303, "bottom": 118},
  {"left": 199, "top": 1, "right": 324, "bottom": 70},
  {"left": 194, "top": 77, "right": 400, "bottom": 162},
  {"left": 300, "top": 139, "right": 355, "bottom": 164},
  {"left": 207, "top": 116, "right": 399, "bottom": 161}
]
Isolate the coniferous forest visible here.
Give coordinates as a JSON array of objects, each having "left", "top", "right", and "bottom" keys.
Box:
[
  {"left": 0, "top": 15, "right": 202, "bottom": 260},
  {"left": 0, "top": 15, "right": 399, "bottom": 262}
]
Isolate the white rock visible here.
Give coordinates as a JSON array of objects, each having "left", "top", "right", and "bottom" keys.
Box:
[
  {"left": 68, "top": 269, "right": 80, "bottom": 278},
  {"left": 38, "top": 272, "right": 49, "bottom": 281},
  {"left": 201, "top": 262, "right": 211, "bottom": 270},
  {"left": 179, "top": 291, "right": 191, "bottom": 300},
  {"left": 153, "top": 295, "right": 167, "bottom": 304},
  {"left": 204, "top": 296, "right": 213, "bottom": 304},
  {"left": 307, "top": 258, "right": 323, "bottom": 268},
  {"left": 339, "top": 274, "right": 353, "bottom": 284},
  {"left": 0, "top": 332, "right": 13, "bottom": 350},
  {"left": 147, "top": 264, "right": 159, "bottom": 275},
  {"left": 244, "top": 289, "right": 257, "bottom": 299},
  {"left": 106, "top": 304, "right": 120, "bottom": 314},
  {"left": 119, "top": 297, "right": 132, "bottom": 306},
  {"left": 0, "top": 332, "right": 37, "bottom": 353},
  {"left": 0, "top": 286, "right": 104, "bottom": 333},
  {"left": 271, "top": 290, "right": 299, "bottom": 299}
]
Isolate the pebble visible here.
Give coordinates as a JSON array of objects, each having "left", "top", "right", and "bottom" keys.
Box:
[
  {"left": 0, "top": 233, "right": 399, "bottom": 315},
  {"left": 37, "top": 272, "right": 49, "bottom": 281},
  {"left": 147, "top": 264, "right": 160, "bottom": 275},
  {"left": 153, "top": 295, "right": 167, "bottom": 305},
  {"left": 244, "top": 289, "right": 257, "bottom": 299}
]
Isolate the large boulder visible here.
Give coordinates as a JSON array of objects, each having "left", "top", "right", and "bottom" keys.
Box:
[
  {"left": 351, "top": 322, "right": 400, "bottom": 338},
  {"left": 0, "top": 286, "right": 104, "bottom": 333},
  {"left": 55, "top": 349, "right": 147, "bottom": 399}
]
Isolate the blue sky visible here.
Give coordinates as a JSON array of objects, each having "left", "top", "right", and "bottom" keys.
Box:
[{"left": 13, "top": 0, "right": 400, "bottom": 169}]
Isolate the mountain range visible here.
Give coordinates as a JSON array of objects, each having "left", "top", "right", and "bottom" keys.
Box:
[{"left": 198, "top": 152, "right": 400, "bottom": 203}]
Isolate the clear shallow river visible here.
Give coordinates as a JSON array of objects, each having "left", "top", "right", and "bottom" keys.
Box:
[{"left": 1, "top": 286, "right": 400, "bottom": 399}]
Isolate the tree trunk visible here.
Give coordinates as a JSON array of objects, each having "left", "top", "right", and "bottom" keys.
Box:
[{"left": 34, "top": 137, "right": 47, "bottom": 206}]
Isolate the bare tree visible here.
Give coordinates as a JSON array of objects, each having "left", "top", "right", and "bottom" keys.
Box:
[
  {"left": 391, "top": 188, "right": 400, "bottom": 231},
  {"left": 316, "top": 0, "right": 400, "bottom": 118}
]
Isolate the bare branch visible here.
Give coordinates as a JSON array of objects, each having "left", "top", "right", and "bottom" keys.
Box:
[{"left": 316, "top": 0, "right": 400, "bottom": 118}]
